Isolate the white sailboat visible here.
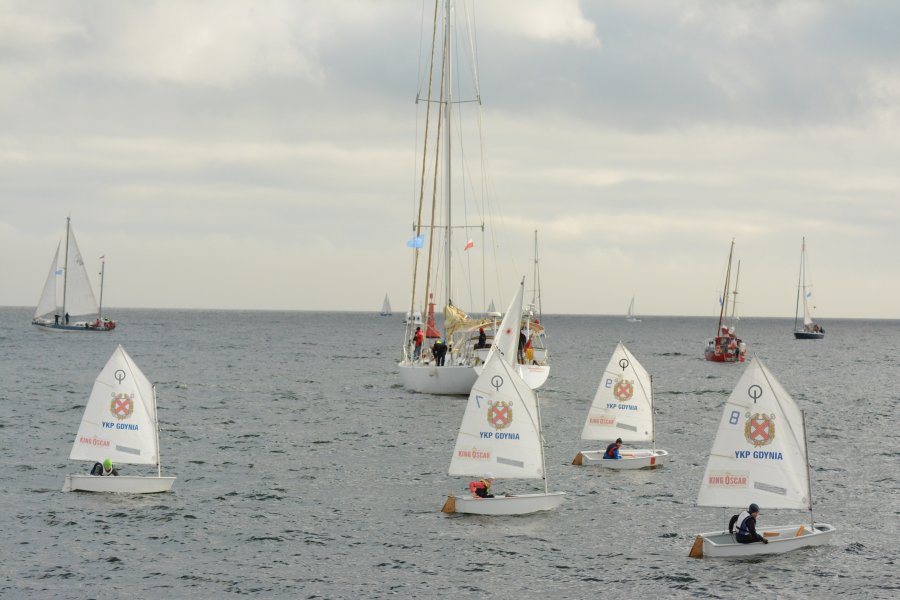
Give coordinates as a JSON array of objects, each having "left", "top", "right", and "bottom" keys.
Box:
[
  {"left": 62, "top": 345, "right": 175, "bottom": 494},
  {"left": 398, "top": 0, "right": 547, "bottom": 395},
  {"left": 626, "top": 296, "right": 641, "bottom": 323},
  {"left": 689, "top": 357, "right": 834, "bottom": 558},
  {"left": 441, "top": 278, "right": 565, "bottom": 515},
  {"left": 32, "top": 217, "right": 117, "bottom": 332},
  {"left": 793, "top": 237, "right": 824, "bottom": 339},
  {"left": 572, "top": 342, "right": 668, "bottom": 469},
  {"left": 381, "top": 294, "right": 393, "bottom": 316}
]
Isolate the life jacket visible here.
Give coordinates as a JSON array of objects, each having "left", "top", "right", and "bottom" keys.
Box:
[
  {"left": 469, "top": 479, "right": 491, "bottom": 497},
  {"left": 604, "top": 442, "right": 619, "bottom": 459},
  {"left": 734, "top": 511, "right": 752, "bottom": 536}
]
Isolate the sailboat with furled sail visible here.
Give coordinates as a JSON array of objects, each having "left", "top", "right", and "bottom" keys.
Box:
[
  {"left": 32, "top": 217, "right": 117, "bottom": 332},
  {"left": 704, "top": 240, "right": 746, "bottom": 362},
  {"left": 398, "top": 0, "right": 549, "bottom": 395}
]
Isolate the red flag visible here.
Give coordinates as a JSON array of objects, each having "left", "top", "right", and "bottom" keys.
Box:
[{"left": 463, "top": 240, "right": 474, "bottom": 251}]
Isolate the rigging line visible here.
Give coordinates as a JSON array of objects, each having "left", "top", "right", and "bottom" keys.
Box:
[{"left": 407, "top": 0, "right": 441, "bottom": 352}]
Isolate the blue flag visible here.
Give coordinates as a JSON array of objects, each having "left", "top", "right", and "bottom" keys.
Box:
[{"left": 406, "top": 234, "right": 425, "bottom": 249}]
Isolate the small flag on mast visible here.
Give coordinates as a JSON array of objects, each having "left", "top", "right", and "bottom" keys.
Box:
[
  {"left": 406, "top": 234, "right": 425, "bottom": 249},
  {"left": 463, "top": 240, "right": 474, "bottom": 251}
]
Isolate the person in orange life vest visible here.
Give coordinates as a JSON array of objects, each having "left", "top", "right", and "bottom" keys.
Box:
[
  {"left": 469, "top": 473, "right": 494, "bottom": 498},
  {"left": 604, "top": 438, "right": 623, "bottom": 459},
  {"left": 412, "top": 326, "right": 424, "bottom": 360}
]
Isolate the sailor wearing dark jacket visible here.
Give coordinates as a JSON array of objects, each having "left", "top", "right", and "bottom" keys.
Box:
[{"left": 729, "top": 503, "right": 768, "bottom": 544}]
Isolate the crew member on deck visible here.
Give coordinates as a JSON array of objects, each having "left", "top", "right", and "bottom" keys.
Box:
[
  {"left": 729, "top": 503, "right": 768, "bottom": 544},
  {"left": 604, "top": 438, "right": 623, "bottom": 459}
]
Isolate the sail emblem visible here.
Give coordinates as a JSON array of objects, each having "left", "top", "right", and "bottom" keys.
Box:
[
  {"left": 613, "top": 378, "right": 634, "bottom": 402},
  {"left": 487, "top": 400, "right": 513, "bottom": 431},
  {"left": 744, "top": 413, "right": 775, "bottom": 447},
  {"left": 110, "top": 393, "right": 134, "bottom": 420}
]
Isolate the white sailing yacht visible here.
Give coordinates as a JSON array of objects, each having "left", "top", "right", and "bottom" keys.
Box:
[
  {"left": 441, "top": 278, "right": 564, "bottom": 515},
  {"left": 32, "top": 217, "right": 117, "bottom": 332},
  {"left": 62, "top": 345, "right": 175, "bottom": 494},
  {"left": 572, "top": 342, "right": 668, "bottom": 469},
  {"left": 626, "top": 296, "right": 641, "bottom": 323},
  {"left": 793, "top": 237, "right": 824, "bottom": 339},
  {"left": 381, "top": 294, "right": 393, "bottom": 316},
  {"left": 398, "top": 2, "right": 549, "bottom": 395},
  {"left": 689, "top": 357, "right": 834, "bottom": 558}
]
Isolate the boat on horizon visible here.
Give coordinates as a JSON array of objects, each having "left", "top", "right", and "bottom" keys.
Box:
[
  {"left": 704, "top": 240, "right": 746, "bottom": 362},
  {"left": 32, "top": 217, "right": 117, "bottom": 332},
  {"left": 626, "top": 296, "right": 641, "bottom": 323},
  {"left": 793, "top": 237, "right": 825, "bottom": 339}
]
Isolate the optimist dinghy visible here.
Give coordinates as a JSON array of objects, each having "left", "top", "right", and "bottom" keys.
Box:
[
  {"left": 572, "top": 342, "right": 668, "bottom": 469},
  {"left": 441, "top": 278, "right": 564, "bottom": 515},
  {"left": 62, "top": 345, "right": 175, "bottom": 494},
  {"left": 689, "top": 357, "right": 834, "bottom": 558}
]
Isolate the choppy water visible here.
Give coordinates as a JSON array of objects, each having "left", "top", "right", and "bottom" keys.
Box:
[{"left": 0, "top": 307, "right": 897, "bottom": 598}]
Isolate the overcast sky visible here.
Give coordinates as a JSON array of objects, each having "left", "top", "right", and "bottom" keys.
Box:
[{"left": 1, "top": 0, "right": 898, "bottom": 318}]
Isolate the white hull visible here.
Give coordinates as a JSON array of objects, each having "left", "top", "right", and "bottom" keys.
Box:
[
  {"left": 448, "top": 492, "right": 565, "bottom": 515},
  {"left": 626, "top": 317, "right": 641, "bottom": 323},
  {"left": 694, "top": 523, "right": 835, "bottom": 558},
  {"left": 398, "top": 362, "right": 478, "bottom": 395},
  {"left": 577, "top": 449, "right": 669, "bottom": 469},
  {"left": 62, "top": 475, "right": 176, "bottom": 494}
]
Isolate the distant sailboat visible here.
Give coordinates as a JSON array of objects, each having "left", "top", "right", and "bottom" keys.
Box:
[
  {"left": 441, "top": 278, "right": 564, "bottom": 515},
  {"left": 793, "top": 237, "right": 824, "bottom": 339},
  {"left": 626, "top": 296, "right": 641, "bottom": 323},
  {"left": 704, "top": 240, "right": 746, "bottom": 362},
  {"left": 381, "top": 294, "right": 393, "bottom": 316},
  {"left": 689, "top": 358, "right": 834, "bottom": 558},
  {"left": 32, "top": 217, "right": 117, "bottom": 332},
  {"left": 62, "top": 345, "right": 175, "bottom": 494}
]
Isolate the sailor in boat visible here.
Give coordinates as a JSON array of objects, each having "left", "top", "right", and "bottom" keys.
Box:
[
  {"left": 476, "top": 327, "right": 487, "bottom": 349},
  {"left": 728, "top": 503, "right": 768, "bottom": 545},
  {"left": 469, "top": 473, "right": 495, "bottom": 498},
  {"left": 65, "top": 312, "right": 70, "bottom": 325},
  {"left": 518, "top": 330, "right": 527, "bottom": 363},
  {"left": 431, "top": 338, "right": 447, "bottom": 366},
  {"left": 90, "top": 458, "right": 119, "bottom": 477},
  {"left": 412, "top": 326, "right": 424, "bottom": 360},
  {"left": 603, "top": 438, "right": 623, "bottom": 460}
]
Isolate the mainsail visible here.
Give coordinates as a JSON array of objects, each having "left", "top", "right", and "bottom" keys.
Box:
[
  {"left": 34, "top": 219, "right": 100, "bottom": 320},
  {"left": 34, "top": 243, "right": 62, "bottom": 320},
  {"left": 580, "top": 342, "right": 653, "bottom": 444},
  {"left": 697, "top": 358, "right": 809, "bottom": 510},
  {"left": 69, "top": 345, "right": 160, "bottom": 466}
]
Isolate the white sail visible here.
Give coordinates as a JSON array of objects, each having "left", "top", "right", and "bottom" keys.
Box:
[
  {"left": 381, "top": 294, "right": 392, "bottom": 315},
  {"left": 34, "top": 242, "right": 62, "bottom": 320},
  {"left": 697, "top": 358, "right": 809, "bottom": 510},
  {"left": 627, "top": 297, "right": 635, "bottom": 318},
  {"left": 69, "top": 345, "right": 159, "bottom": 465},
  {"left": 63, "top": 221, "right": 100, "bottom": 318},
  {"left": 580, "top": 342, "right": 653, "bottom": 443},
  {"left": 449, "top": 350, "right": 544, "bottom": 479},
  {"left": 482, "top": 279, "right": 524, "bottom": 368}
]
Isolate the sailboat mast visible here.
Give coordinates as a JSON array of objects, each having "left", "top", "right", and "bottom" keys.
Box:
[
  {"left": 801, "top": 409, "right": 814, "bottom": 531},
  {"left": 535, "top": 390, "right": 549, "bottom": 494},
  {"left": 62, "top": 217, "right": 71, "bottom": 317},
  {"left": 532, "top": 230, "right": 538, "bottom": 310},
  {"left": 729, "top": 260, "right": 741, "bottom": 323},
  {"left": 443, "top": 0, "right": 453, "bottom": 334},
  {"left": 716, "top": 239, "right": 734, "bottom": 335},
  {"left": 794, "top": 238, "right": 804, "bottom": 331},
  {"left": 98, "top": 257, "right": 106, "bottom": 318},
  {"left": 650, "top": 374, "right": 656, "bottom": 452},
  {"left": 153, "top": 385, "right": 162, "bottom": 477}
]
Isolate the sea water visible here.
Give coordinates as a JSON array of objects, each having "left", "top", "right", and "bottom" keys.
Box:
[{"left": 0, "top": 307, "right": 896, "bottom": 598}]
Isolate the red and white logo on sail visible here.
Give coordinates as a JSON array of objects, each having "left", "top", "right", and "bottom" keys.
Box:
[
  {"left": 613, "top": 378, "right": 634, "bottom": 402},
  {"left": 744, "top": 413, "right": 775, "bottom": 447},
  {"left": 487, "top": 400, "right": 513, "bottom": 431},
  {"left": 110, "top": 393, "right": 134, "bottom": 421}
]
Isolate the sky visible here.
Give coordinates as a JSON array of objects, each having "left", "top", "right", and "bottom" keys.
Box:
[{"left": 1, "top": 0, "right": 898, "bottom": 318}]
